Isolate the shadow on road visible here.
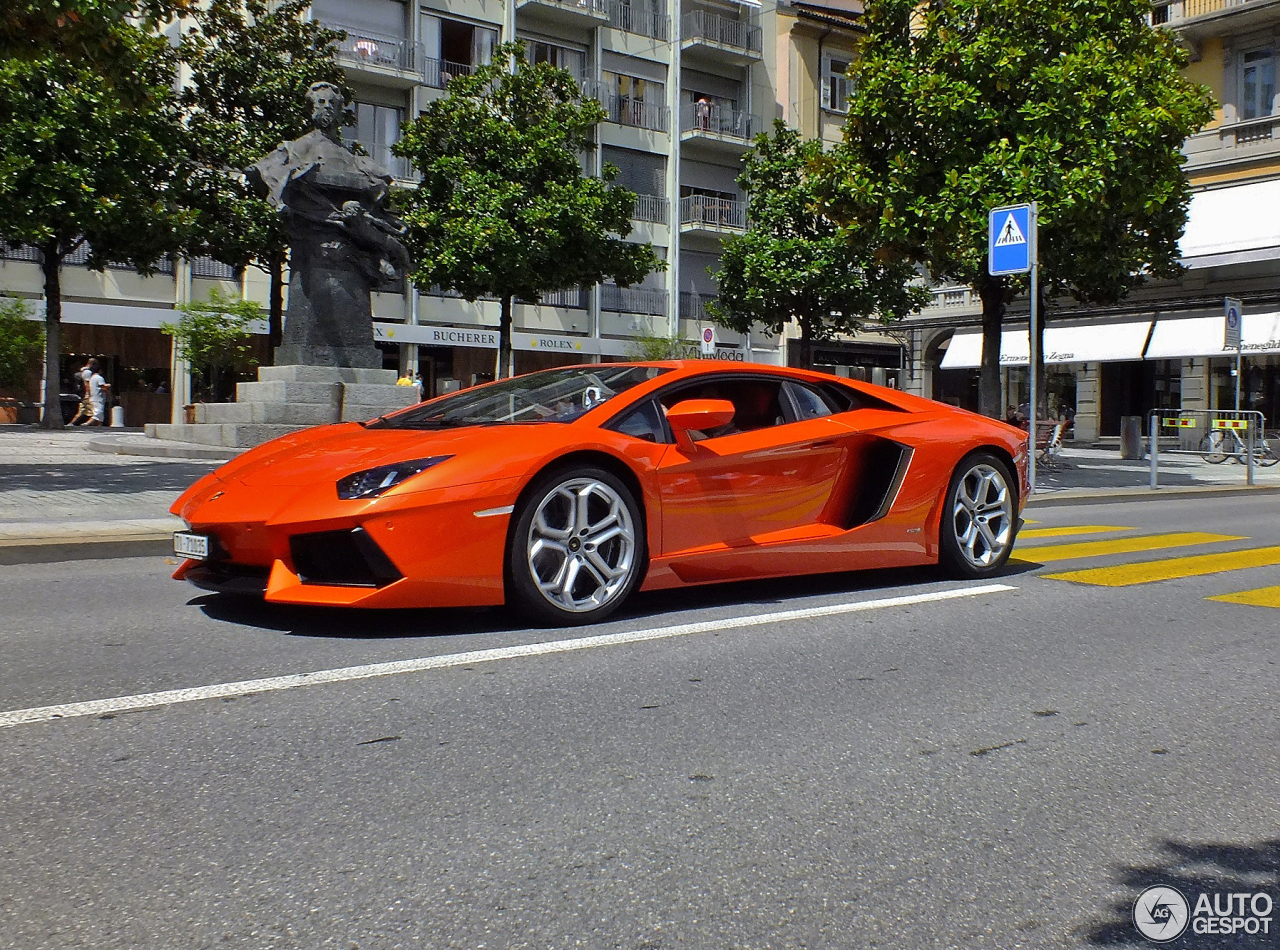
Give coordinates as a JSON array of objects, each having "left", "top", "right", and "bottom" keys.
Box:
[
  {"left": 192, "top": 560, "right": 1037, "bottom": 640},
  {"left": 1082, "top": 837, "right": 1279, "bottom": 947}
]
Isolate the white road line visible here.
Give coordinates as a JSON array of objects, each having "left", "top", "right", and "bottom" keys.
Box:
[{"left": 0, "top": 584, "right": 1016, "bottom": 729}]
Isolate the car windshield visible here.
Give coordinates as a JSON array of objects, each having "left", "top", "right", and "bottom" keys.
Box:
[{"left": 371, "top": 365, "right": 671, "bottom": 429}]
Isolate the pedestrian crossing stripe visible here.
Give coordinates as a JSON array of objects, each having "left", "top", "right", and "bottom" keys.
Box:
[
  {"left": 1207, "top": 586, "right": 1280, "bottom": 608},
  {"left": 1015, "top": 532, "right": 1244, "bottom": 564},
  {"left": 994, "top": 213, "right": 1027, "bottom": 247},
  {"left": 1017, "top": 525, "right": 1133, "bottom": 540},
  {"left": 1044, "top": 545, "right": 1280, "bottom": 587}
]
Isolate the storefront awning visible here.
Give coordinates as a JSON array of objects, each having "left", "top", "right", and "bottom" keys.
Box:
[
  {"left": 1179, "top": 181, "right": 1280, "bottom": 268},
  {"left": 1146, "top": 311, "right": 1280, "bottom": 359},
  {"left": 938, "top": 320, "right": 1152, "bottom": 369}
]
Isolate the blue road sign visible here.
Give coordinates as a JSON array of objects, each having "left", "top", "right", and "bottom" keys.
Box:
[{"left": 989, "top": 204, "right": 1034, "bottom": 276}]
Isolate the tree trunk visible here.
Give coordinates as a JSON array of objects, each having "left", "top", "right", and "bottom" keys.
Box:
[
  {"left": 797, "top": 319, "right": 814, "bottom": 369},
  {"left": 39, "top": 242, "right": 63, "bottom": 429},
  {"left": 976, "top": 273, "right": 1006, "bottom": 419},
  {"left": 268, "top": 249, "right": 285, "bottom": 356},
  {"left": 498, "top": 294, "right": 513, "bottom": 379}
]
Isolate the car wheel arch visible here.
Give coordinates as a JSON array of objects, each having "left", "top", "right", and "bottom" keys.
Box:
[{"left": 503, "top": 449, "right": 652, "bottom": 597}]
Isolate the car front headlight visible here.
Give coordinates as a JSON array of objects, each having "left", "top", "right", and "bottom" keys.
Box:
[{"left": 336, "top": 456, "right": 453, "bottom": 500}]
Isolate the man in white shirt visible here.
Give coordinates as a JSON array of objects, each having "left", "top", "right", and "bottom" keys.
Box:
[
  {"left": 69, "top": 361, "right": 94, "bottom": 425},
  {"left": 85, "top": 358, "right": 110, "bottom": 427}
]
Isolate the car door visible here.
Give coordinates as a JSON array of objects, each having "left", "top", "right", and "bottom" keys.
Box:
[{"left": 654, "top": 375, "right": 854, "bottom": 555}]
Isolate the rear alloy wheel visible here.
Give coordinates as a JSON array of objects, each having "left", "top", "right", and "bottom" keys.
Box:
[
  {"left": 939, "top": 454, "right": 1017, "bottom": 578},
  {"left": 508, "top": 467, "right": 645, "bottom": 625}
]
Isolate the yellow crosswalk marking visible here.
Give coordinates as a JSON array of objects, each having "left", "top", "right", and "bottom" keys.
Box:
[
  {"left": 1017, "top": 525, "right": 1132, "bottom": 540},
  {"left": 1016, "top": 532, "right": 1244, "bottom": 563},
  {"left": 1207, "top": 586, "right": 1280, "bottom": 608},
  {"left": 1045, "top": 545, "right": 1280, "bottom": 587}
]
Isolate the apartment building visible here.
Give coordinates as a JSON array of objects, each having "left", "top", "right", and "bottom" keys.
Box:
[{"left": 912, "top": 1, "right": 1280, "bottom": 441}]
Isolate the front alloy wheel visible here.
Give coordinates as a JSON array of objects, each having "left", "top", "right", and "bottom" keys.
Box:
[
  {"left": 940, "top": 454, "right": 1016, "bottom": 578},
  {"left": 509, "top": 467, "right": 645, "bottom": 624}
]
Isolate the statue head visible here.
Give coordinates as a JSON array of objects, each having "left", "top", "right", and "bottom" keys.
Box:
[{"left": 307, "top": 82, "right": 345, "bottom": 137}]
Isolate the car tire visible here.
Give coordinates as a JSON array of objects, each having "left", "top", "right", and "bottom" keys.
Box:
[
  {"left": 939, "top": 453, "right": 1017, "bottom": 578},
  {"left": 507, "top": 466, "right": 646, "bottom": 626}
]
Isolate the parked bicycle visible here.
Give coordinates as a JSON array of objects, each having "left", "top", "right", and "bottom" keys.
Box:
[{"left": 1197, "top": 426, "right": 1279, "bottom": 466}]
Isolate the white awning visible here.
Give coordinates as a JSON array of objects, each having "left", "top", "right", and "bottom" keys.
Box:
[
  {"left": 1179, "top": 181, "right": 1280, "bottom": 267},
  {"left": 1147, "top": 311, "right": 1280, "bottom": 359},
  {"left": 938, "top": 321, "right": 1152, "bottom": 369}
]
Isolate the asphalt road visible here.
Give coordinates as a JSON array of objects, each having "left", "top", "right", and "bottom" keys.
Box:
[{"left": 1, "top": 494, "right": 1278, "bottom": 949}]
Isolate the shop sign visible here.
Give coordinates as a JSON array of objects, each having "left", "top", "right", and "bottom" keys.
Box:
[
  {"left": 372, "top": 323, "right": 499, "bottom": 348},
  {"left": 514, "top": 332, "right": 594, "bottom": 353}
]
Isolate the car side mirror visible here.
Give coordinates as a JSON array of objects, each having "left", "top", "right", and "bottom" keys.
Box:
[{"left": 666, "top": 398, "right": 735, "bottom": 451}]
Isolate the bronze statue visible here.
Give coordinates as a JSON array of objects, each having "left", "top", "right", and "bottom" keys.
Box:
[{"left": 247, "top": 82, "right": 410, "bottom": 368}]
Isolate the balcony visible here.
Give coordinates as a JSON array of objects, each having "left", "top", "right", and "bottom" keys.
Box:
[
  {"left": 604, "top": 0, "right": 670, "bottom": 40},
  {"left": 516, "top": 0, "right": 610, "bottom": 28},
  {"left": 584, "top": 83, "right": 671, "bottom": 133},
  {"left": 631, "top": 194, "right": 669, "bottom": 224},
  {"left": 321, "top": 23, "right": 421, "bottom": 86},
  {"left": 679, "top": 195, "right": 748, "bottom": 236},
  {"left": 680, "top": 102, "right": 758, "bottom": 152},
  {"left": 1151, "top": 0, "right": 1277, "bottom": 38},
  {"left": 681, "top": 10, "right": 763, "bottom": 65},
  {"left": 1183, "top": 114, "right": 1280, "bottom": 173},
  {"left": 601, "top": 285, "right": 668, "bottom": 315},
  {"left": 679, "top": 291, "right": 719, "bottom": 321},
  {"left": 421, "top": 58, "right": 480, "bottom": 90}
]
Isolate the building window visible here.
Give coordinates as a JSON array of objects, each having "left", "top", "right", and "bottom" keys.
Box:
[
  {"left": 524, "top": 38, "right": 587, "bottom": 82},
  {"left": 354, "top": 102, "right": 407, "bottom": 178},
  {"left": 421, "top": 14, "right": 498, "bottom": 86},
  {"left": 822, "top": 56, "right": 853, "bottom": 113},
  {"left": 1241, "top": 47, "right": 1276, "bottom": 121},
  {"left": 600, "top": 71, "right": 667, "bottom": 130}
]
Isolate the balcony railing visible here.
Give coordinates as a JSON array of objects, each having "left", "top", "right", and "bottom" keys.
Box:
[
  {"left": 590, "top": 89, "right": 670, "bottom": 132},
  {"left": 628, "top": 194, "right": 668, "bottom": 224},
  {"left": 605, "top": 0, "right": 670, "bottom": 39},
  {"left": 528, "top": 287, "right": 589, "bottom": 309},
  {"left": 322, "top": 22, "right": 418, "bottom": 72},
  {"left": 924, "top": 286, "right": 976, "bottom": 310},
  {"left": 1151, "top": 0, "right": 1260, "bottom": 24},
  {"left": 1, "top": 244, "right": 42, "bottom": 263},
  {"left": 680, "top": 102, "right": 757, "bottom": 141},
  {"left": 422, "top": 57, "right": 478, "bottom": 89},
  {"left": 679, "top": 291, "right": 718, "bottom": 321},
  {"left": 601, "top": 285, "right": 668, "bottom": 315},
  {"left": 681, "top": 10, "right": 762, "bottom": 54},
  {"left": 679, "top": 195, "right": 748, "bottom": 231},
  {"left": 518, "top": 0, "right": 609, "bottom": 16},
  {"left": 1182, "top": 113, "right": 1280, "bottom": 171},
  {"left": 190, "top": 256, "right": 236, "bottom": 280}
]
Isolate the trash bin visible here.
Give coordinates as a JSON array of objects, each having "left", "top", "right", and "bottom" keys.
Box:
[
  {"left": 1120, "top": 415, "right": 1144, "bottom": 460},
  {"left": 110, "top": 405, "right": 126, "bottom": 428}
]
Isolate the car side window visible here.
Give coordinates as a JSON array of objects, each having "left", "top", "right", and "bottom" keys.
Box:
[
  {"left": 658, "top": 378, "right": 788, "bottom": 438},
  {"left": 785, "top": 381, "right": 838, "bottom": 421},
  {"left": 609, "top": 398, "right": 670, "bottom": 443}
]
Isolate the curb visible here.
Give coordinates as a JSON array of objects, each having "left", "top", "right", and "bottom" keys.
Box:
[
  {"left": 86, "top": 436, "right": 236, "bottom": 461},
  {"left": 0, "top": 535, "right": 175, "bottom": 566},
  {"left": 1026, "top": 482, "right": 1280, "bottom": 507}
]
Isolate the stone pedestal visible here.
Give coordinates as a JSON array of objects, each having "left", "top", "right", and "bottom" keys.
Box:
[{"left": 145, "top": 365, "right": 418, "bottom": 449}]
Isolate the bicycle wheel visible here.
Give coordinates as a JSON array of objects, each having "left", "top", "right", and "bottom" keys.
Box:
[
  {"left": 1252, "top": 439, "right": 1279, "bottom": 467},
  {"left": 1199, "top": 430, "right": 1228, "bottom": 464}
]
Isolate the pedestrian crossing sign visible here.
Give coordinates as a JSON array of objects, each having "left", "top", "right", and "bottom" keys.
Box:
[{"left": 988, "top": 203, "right": 1035, "bottom": 276}]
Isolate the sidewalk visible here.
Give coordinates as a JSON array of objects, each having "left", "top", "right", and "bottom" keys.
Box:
[{"left": 1, "top": 426, "right": 1277, "bottom": 563}]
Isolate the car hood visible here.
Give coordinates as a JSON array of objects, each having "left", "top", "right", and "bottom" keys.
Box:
[{"left": 223, "top": 422, "right": 547, "bottom": 488}]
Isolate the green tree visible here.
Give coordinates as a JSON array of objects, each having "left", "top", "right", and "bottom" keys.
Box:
[
  {"left": 0, "top": 10, "right": 190, "bottom": 428},
  {"left": 178, "top": 0, "right": 345, "bottom": 350},
  {"left": 161, "top": 288, "right": 261, "bottom": 401},
  {"left": 712, "top": 121, "right": 929, "bottom": 368},
  {"left": 0, "top": 296, "right": 44, "bottom": 395},
  {"left": 626, "top": 333, "right": 690, "bottom": 361},
  {"left": 829, "top": 0, "right": 1213, "bottom": 416},
  {"left": 394, "top": 43, "right": 664, "bottom": 377}
]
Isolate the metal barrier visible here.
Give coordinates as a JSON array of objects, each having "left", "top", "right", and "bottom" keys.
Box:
[{"left": 1147, "top": 408, "right": 1271, "bottom": 488}]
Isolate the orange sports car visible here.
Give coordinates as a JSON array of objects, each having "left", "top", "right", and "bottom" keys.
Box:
[{"left": 171, "top": 361, "right": 1028, "bottom": 624}]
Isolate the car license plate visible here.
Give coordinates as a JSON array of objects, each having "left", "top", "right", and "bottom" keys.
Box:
[{"left": 173, "top": 532, "right": 211, "bottom": 560}]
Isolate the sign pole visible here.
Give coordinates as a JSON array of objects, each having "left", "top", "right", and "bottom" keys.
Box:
[
  {"left": 989, "top": 201, "right": 1038, "bottom": 496},
  {"left": 1028, "top": 245, "right": 1038, "bottom": 496},
  {"left": 1225, "top": 297, "right": 1243, "bottom": 411}
]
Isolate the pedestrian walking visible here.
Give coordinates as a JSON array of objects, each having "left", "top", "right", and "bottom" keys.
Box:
[
  {"left": 68, "top": 361, "right": 94, "bottom": 426},
  {"left": 84, "top": 359, "right": 110, "bottom": 427}
]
